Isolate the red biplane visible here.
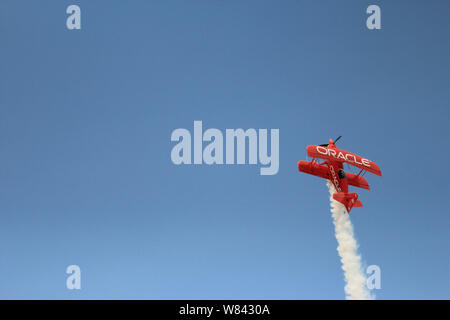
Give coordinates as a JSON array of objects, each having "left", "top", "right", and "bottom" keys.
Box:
[{"left": 298, "top": 136, "right": 381, "bottom": 213}]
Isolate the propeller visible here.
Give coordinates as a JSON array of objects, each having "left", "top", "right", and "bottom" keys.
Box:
[
  {"left": 319, "top": 136, "right": 342, "bottom": 147},
  {"left": 334, "top": 135, "right": 342, "bottom": 144}
]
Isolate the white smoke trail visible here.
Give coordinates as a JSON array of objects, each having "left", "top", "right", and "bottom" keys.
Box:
[{"left": 327, "top": 181, "right": 373, "bottom": 300}]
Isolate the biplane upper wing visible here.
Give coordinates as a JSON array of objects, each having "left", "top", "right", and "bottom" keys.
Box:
[{"left": 307, "top": 145, "right": 382, "bottom": 176}]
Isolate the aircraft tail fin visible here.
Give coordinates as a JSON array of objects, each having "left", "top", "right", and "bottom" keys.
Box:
[{"left": 333, "top": 192, "right": 362, "bottom": 213}]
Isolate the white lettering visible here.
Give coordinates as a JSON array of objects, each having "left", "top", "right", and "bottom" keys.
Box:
[
  {"left": 317, "top": 147, "right": 371, "bottom": 168},
  {"left": 361, "top": 158, "right": 371, "bottom": 167},
  {"left": 316, "top": 146, "right": 328, "bottom": 155}
]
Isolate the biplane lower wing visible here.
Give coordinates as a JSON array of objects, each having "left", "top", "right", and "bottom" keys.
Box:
[
  {"left": 298, "top": 160, "right": 329, "bottom": 180},
  {"left": 346, "top": 172, "right": 370, "bottom": 190}
]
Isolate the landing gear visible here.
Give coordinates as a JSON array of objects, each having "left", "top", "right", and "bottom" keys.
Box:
[{"left": 338, "top": 169, "right": 346, "bottom": 179}]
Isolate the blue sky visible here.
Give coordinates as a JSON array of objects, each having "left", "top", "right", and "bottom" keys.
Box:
[{"left": 0, "top": 1, "right": 449, "bottom": 299}]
